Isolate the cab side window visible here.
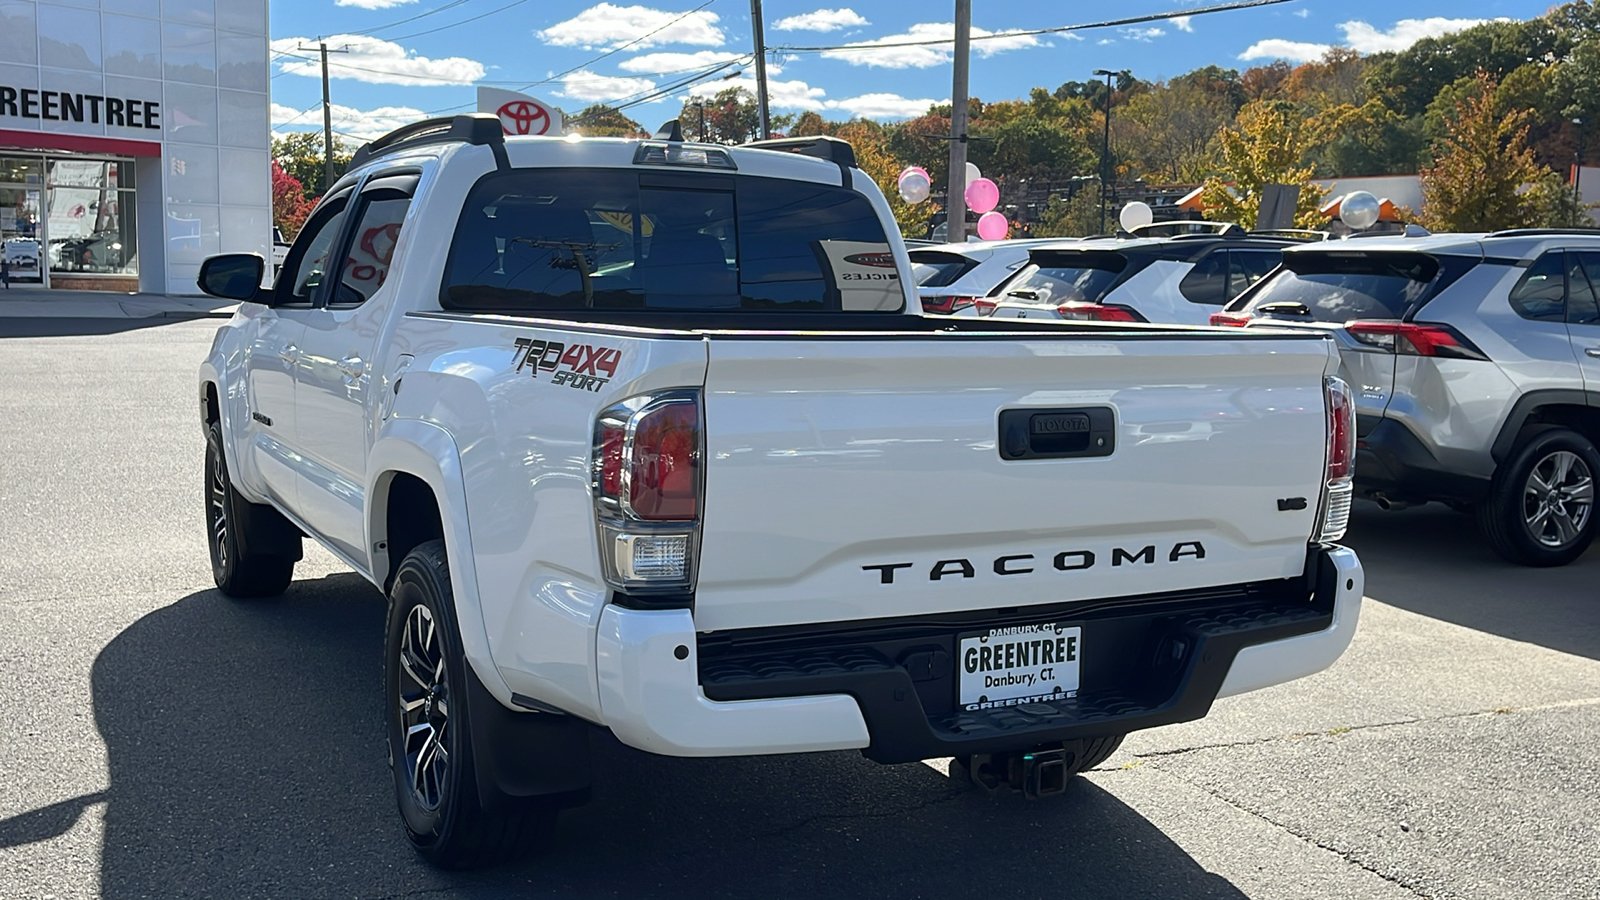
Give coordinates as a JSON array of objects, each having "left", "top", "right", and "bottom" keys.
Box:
[
  {"left": 335, "top": 179, "right": 415, "bottom": 307},
  {"left": 1179, "top": 251, "right": 1227, "bottom": 305},
  {"left": 1571, "top": 253, "right": 1600, "bottom": 326},
  {"left": 1509, "top": 252, "right": 1566, "bottom": 322},
  {"left": 278, "top": 195, "right": 350, "bottom": 306},
  {"left": 1228, "top": 251, "right": 1280, "bottom": 301}
]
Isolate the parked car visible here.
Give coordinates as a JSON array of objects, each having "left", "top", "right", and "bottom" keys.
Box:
[
  {"left": 1217, "top": 228, "right": 1600, "bottom": 566},
  {"left": 195, "top": 115, "right": 1362, "bottom": 867},
  {"left": 271, "top": 226, "right": 290, "bottom": 279},
  {"left": 983, "top": 230, "right": 1310, "bottom": 325},
  {"left": 909, "top": 239, "right": 1059, "bottom": 314}
]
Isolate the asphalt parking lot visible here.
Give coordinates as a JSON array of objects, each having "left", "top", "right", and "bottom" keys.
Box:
[{"left": 2, "top": 316, "right": 1597, "bottom": 899}]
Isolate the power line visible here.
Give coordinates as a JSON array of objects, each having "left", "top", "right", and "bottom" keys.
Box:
[
  {"left": 514, "top": 0, "right": 720, "bottom": 91},
  {"left": 777, "top": 0, "right": 1301, "bottom": 53},
  {"left": 342, "top": 0, "right": 475, "bottom": 37},
  {"left": 385, "top": 0, "right": 533, "bottom": 42}
]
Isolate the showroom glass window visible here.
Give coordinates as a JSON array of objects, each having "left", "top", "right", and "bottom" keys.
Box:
[{"left": 46, "top": 159, "right": 139, "bottom": 279}]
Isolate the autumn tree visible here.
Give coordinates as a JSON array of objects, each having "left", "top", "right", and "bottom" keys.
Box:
[
  {"left": 1120, "top": 79, "right": 1232, "bottom": 182},
  {"left": 1199, "top": 101, "right": 1328, "bottom": 228},
  {"left": 790, "top": 110, "right": 831, "bottom": 136},
  {"left": 572, "top": 104, "right": 643, "bottom": 137},
  {"left": 1421, "top": 73, "right": 1571, "bottom": 231},
  {"left": 270, "top": 160, "right": 314, "bottom": 241},
  {"left": 835, "top": 120, "right": 933, "bottom": 238},
  {"left": 1033, "top": 185, "right": 1102, "bottom": 237},
  {"left": 271, "top": 132, "right": 356, "bottom": 202}
]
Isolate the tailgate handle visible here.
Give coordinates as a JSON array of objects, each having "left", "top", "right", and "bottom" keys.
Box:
[{"left": 999, "top": 407, "right": 1116, "bottom": 460}]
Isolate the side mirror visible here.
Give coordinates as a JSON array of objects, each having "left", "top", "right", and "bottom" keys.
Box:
[{"left": 198, "top": 253, "right": 268, "bottom": 302}]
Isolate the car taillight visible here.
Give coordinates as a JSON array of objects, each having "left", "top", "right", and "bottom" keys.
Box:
[
  {"left": 974, "top": 298, "right": 998, "bottom": 316},
  {"left": 1055, "top": 303, "right": 1143, "bottom": 322},
  {"left": 921, "top": 295, "right": 978, "bottom": 315},
  {"left": 1316, "top": 376, "right": 1355, "bottom": 542},
  {"left": 593, "top": 391, "right": 702, "bottom": 596},
  {"left": 1345, "top": 320, "right": 1488, "bottom": 360},
  {"left": 1210, "top": 311, "right": 1253, "bottom": 327}
]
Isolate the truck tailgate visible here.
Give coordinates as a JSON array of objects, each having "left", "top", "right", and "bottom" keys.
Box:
[{"left": 694, "top": 333, "right": 1335, "bottom": 631}]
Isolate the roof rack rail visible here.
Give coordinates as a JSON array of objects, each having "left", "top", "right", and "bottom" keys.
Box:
[
  {"left": 1486, "top": 228, "right": 1600, "bottom": 238},
  {"left": 743, "top": 135, "right": 857, "bottom": 168},
  {"left": 349, "top": 113, "right": 504, "bottom": 169},
  {"left": 1248, "top": 228, "right": 1329, "bottom": 242}
]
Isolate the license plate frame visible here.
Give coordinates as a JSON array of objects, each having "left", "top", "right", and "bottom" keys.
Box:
[{"left": 956, "top": 623, "right": 1081, "bottom": 711}]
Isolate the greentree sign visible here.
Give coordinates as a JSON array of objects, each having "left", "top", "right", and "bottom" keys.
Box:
[{"left": 0, "top": 86, "right": 161, "bottom": 129}]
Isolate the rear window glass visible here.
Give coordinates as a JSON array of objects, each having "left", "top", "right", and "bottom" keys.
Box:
[
  {"left": 441, "top": 168, "right": 900, "bottom": 313},
  {"left": 1509, "top": 252, "right": 1566, "bottom": 322},
  {"left": 1239, "top": 252, "right": 1437, "bottom": 321},
  {"left": 1000, "top": 251, "right": 1126, "bottom": 305},
  {"left": 909, "top": 251, "right": 976, "bottom": 288}
]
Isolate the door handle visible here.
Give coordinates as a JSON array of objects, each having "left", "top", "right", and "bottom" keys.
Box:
[
  {"left": 338, "top": 355, "right": 366, "bottom": 378},
  {"left": 278, "top": 343, "right": 300, "bottom": 363},
  {"left": 1586, "top": 347, "right": 1600, "bottom": 358}
]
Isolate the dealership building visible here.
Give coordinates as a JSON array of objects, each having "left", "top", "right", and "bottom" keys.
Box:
[{"left": 0, "top": 0, "right": 271, "bottom": 293}]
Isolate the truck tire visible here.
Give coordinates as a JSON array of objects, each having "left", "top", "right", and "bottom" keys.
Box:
[
  {"left": 1478, "top": 428, "right": 1599, "bottom": 567},
  {"left": 205, "top": 421, "right": 295, "bottom": 597},
  {"left": 385, "top": 540, "right": 553, "bottom": 869}
]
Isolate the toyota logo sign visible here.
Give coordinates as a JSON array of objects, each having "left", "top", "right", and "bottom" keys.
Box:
[{"left": 497, "top": 100, "right": 553, "bottom": 136}]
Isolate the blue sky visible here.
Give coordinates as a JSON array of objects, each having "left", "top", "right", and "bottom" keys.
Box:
[{"left": 268, "top": 0, "right": 1558, "bottom": 141}]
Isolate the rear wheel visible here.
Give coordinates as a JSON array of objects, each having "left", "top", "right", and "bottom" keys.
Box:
[
  {"left": 385, "top": 540, "right": 553, "bottom": 868},
  {"left": 1478, "top": 428, "right": 1599, "bottom": 567},
  {"left": 205, "top": 420, "right": 294, "bottom": 597}
]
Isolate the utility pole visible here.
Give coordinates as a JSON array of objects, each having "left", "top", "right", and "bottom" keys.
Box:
[
  {"left": 1094, "top": 68, "right": 1117, "bottom": 234},
  {"left": 697, "top": 100, "right": 707, "bottom": 142},
  {"left": 749, "top": 0, "right": 771, "bottom": 139},
  {"left": 298, "top": 40, "right": 349, "bottom": 194},
  {"left": 1574, "top": 117, "right": 1587, "bottom": 226},
  {"left": 947, "top": 0, "right": 971, "bottom": 242}
]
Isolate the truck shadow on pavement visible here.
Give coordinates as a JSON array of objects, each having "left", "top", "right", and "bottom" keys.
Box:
[
  {"left": 1343, "top": 501, "right": 1600, "bottom": 661},
  {"left": 69, "top": 572, "right": 1249, "bottom": 899}
]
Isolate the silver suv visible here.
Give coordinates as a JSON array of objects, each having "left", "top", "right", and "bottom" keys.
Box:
[{"left": 1220, "top": 229, "right": 1600, "bottom": 566}]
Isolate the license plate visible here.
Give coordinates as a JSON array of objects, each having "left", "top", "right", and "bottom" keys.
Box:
[{"left": 957, "top": 623, "right": 1080, "bottom": 711}]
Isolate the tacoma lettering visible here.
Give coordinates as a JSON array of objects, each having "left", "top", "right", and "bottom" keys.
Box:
[{"left": 863, "top": 542, "right": 1205, "bottom": 584}]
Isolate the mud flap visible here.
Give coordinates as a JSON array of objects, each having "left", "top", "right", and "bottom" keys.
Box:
[{"left": 464, "top": 661, "right": 593, "bottom": 811}]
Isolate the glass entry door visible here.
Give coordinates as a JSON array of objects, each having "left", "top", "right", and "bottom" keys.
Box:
[{"left": 1, "top": 185, "right": 46, "bottom": 286}]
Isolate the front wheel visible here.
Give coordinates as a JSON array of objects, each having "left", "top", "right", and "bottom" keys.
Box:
[
  {"left": 385, "top": 540, "right": 552, "bottom": 869},
  {"left": 205, "top": 420, "right": 295, "bottom": 597},
  {"left": 1478, "top": 428, "right": 1599, "bottom": 567}
]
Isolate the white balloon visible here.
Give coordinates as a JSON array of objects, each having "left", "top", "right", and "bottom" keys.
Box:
[
  {"left": 899, "top": 171, "right": 931, "bottom": 204},
  {"left": 1339, "top": 191, "right": 1381, "bottom": 230},
  {"left": 965, "top": 162, "right": 981, "bottom": 183},
  {"left": 1119, "top": 201, "right": 1154, "bottom": 231}
]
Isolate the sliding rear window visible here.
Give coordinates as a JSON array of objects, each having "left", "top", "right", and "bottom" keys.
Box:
[
  {"left": 1237, "top": 251, "right": 1440, "bottom": 321},
  {"left": 999, "top": 250, "right": 1130, "bottom": 305},
  {"left": 909, "top": 251, "right": 977, "bottom": 287},
  {"left": 440, "top": 168, "right": 901, "bottom": 313}
]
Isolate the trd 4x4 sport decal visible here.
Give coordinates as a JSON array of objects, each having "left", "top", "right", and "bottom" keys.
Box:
[{"left": 512, "top": 337, "right": 622, "bottom": 393}]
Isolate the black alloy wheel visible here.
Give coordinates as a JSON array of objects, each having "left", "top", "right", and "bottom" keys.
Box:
[{"left": 204, "top": 420, "right": 294, "bottom": 596}]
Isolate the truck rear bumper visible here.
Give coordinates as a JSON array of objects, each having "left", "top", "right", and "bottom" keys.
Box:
[{"left": 595, "top": 546, "right": 1361, "bottom": 762}]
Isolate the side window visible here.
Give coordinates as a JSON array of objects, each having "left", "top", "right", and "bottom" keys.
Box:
[
  {"left": 1179, "top": 251, "right": 1227, "bottom": 305},
  {"left": 1509, "top": 252, "right": 1566, "bottom": 322},
  {"left": 278, "top": 196, "right": 349, "bottom": 306},
  {"left": 1573, "top": 253, "right": 1600, "bottom": 326},
  {"left": 335, "top": 186, "right": 413, "bottom": 307},
  {"left": 1227, "top": 251, "right": 1280, "bottom": 301}
]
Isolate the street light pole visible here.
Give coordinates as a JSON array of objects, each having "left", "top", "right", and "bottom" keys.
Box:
[
  {"left": 1094, "top": 68, "right": 1117, "bottom": 234},
  {"left": 1575, "top": 117, "right": 1587, "bottom": 226}
]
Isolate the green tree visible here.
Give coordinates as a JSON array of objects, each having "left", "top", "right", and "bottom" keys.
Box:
[
  {"left": 1364, "top": 17, "right": 1568, "bottom": 117},
  {"left": 572, "top": 104, "right": 643, "bottom": 137},
  {"left": 1120, "top": 80, "right": 1231, "bottom": 182},
  {"left": 270, "top": 132, "right": 356, "bottom": 202},
  {"left": 1420, "top": 73, "right": 1559, "bottom": 231},
  {"left": 1307, "top": 100, "right": 1425, "bottom": 176},
  {"left": 1033, "top": 185, "right": 1103, "bottom": 237},
  {"left": 1199, "top": 101, "right": 1328, "bottom": 228},
  {"left": 790, "top": 110, "right": 830, "bottom": 136}
]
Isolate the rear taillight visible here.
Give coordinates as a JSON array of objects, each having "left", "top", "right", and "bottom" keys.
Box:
[
  {"left": 593, "top": 391, "right": 702, "bottom": 595},
  {"left": 1055, "top": 302, "right": 1143, "bottom": 322},
  {"left": 921, "top": 295, "right": 977, "bottom": 315},
  {"left": 974, "top": 298, "right": 998, "bottom": 316},
  {"left": 1316, "top": 376, "right": 1356, "bottom": 542},
  {"left": 1346, "top": 320, "right": 1488, "bottom": 360},
  {"left": 1210, "top": 311, "right": 1253, "bottom": 327}
]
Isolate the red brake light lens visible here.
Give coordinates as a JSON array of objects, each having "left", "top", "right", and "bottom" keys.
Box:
[
  {"left": 1056, "top": 303, "right": 1142, "bottom": 322},
  {"left": 1210, "top": 311, "right": 1253, "bottom": 327},
  {"left": 1346, "top": 321, "right": 1488, "bottom": 360},
  {"left": 974, "top": 298, "right": 998, "bottom": 316},
  {"left": 922, "top": 295, "right": 977, "bottom": 315},
  {"left": 628, "top": 400, "right": 699, "bottom": 521},
  {"left": 1326, "top": 376, "right": 1355, "bottom": 482}
]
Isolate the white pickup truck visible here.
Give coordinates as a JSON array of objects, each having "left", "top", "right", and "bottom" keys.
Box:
[{"left": 196, "top": 115, "right": 1363, "bottom": 868}]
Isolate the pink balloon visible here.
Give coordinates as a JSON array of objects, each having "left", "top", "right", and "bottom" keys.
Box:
[
  {"left": 898, "top": 165, "right": 930, "bottom": 186},
  {"left": 965, "top": 177, "right": 1000, "bottom": 214},
  {"left": 976, "top": 211, "right": 1008, "bottom": 240}
]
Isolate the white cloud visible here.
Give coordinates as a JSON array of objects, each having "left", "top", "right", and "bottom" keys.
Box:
[
  {"left": 618, "top": 50, "right": 747, "bottom": 73},
  {"left": 334, "top": 0, "right": 416, "bottom": 8},
  {"left": 821, "top": 22, "right": 1041, "bottom": 68},
  {"left": 1172, "top": 16, "right": 1193, "bottom": 32},
  {"left": 1122, "top": 27, "right": 1164, "bottom": 41},
  {"left": 1293, "top": 8, "right": 1310, "bottom": 18},
  {"left": 271, "top": 101, "right": 427, "bottom": 140},
  {"left": 688, "top": 76, "right": 825, "bottom": 109},
  {"left": 773, "top": 8, "right": 868, "bottom": 32},
  {"left": 1338, "top": 17, "right": 1498, "bottom": 53},
  {"left": 1238, "top": 38, "right": 1332, "bottom": 62},
  {"left": 827, "top": 93, "right": 941, "bottom": 119},
  {"left": 271, "top": 35, "right": 485, "bottom": 85},
  {"left": 556, "top": 70, "right": 657, "bottom": 103},
  {"left": 537, "top": 4, "right": 725, "bottom": 49}
]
